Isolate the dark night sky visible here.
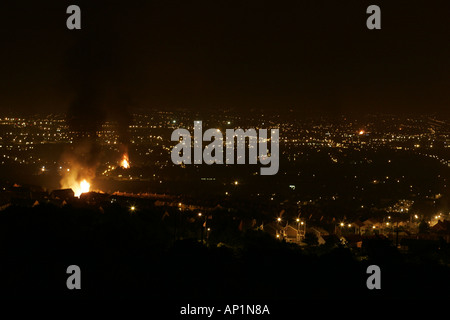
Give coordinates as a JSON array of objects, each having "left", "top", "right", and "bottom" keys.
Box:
[{"left": 1, "top": 0, "right": 450, "bottom": 116}]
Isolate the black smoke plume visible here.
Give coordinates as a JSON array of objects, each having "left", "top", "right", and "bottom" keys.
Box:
[{"left": 61, "top": 4, "right": 133, "bottom": 189}]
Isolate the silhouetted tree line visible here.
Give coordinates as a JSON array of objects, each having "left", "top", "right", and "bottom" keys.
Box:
[{"left": 1, "top": 203, "right": 450, "bottom": 299}]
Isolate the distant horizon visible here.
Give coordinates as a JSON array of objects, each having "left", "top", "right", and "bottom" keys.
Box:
[{"left": 2, "top": 107, "right": 450, "bottom": 119}]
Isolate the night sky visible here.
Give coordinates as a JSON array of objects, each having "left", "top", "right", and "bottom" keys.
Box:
[{"left": 1, "top": 0, "right": 450, "bottom": 116}]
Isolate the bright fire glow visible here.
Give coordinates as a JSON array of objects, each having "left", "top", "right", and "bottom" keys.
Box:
[
  {"left": 121, "top": 154, "right": 130, "bottom": 169},
  {"left": 73, "top": 179, "right": 90, "bottom": 197},
  {"left": 359, "top": 130, "right": 365, "bottom": 135}
]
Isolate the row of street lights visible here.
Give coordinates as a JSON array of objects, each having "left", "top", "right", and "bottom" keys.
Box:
[{"left": 276, "top": 216, "right": 306, "bottom": 242}]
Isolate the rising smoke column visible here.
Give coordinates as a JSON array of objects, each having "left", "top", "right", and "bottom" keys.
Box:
[
  {"left": 61, "top": 36, "right": 107, "bottom": 192},
  {"left": 60, "top": 7, "right": 132, "bottom": 192},
  {"left": 110, "top": 92, "right": 133, "bottom": 168}
]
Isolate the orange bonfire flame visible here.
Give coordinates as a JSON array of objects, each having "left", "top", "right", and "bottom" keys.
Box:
[
  {"left": 121, "top": 154, "right": 130, "bottom": 169},
  {"left": 73, "top": 179, "right": 90, "bottom": 197}
]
